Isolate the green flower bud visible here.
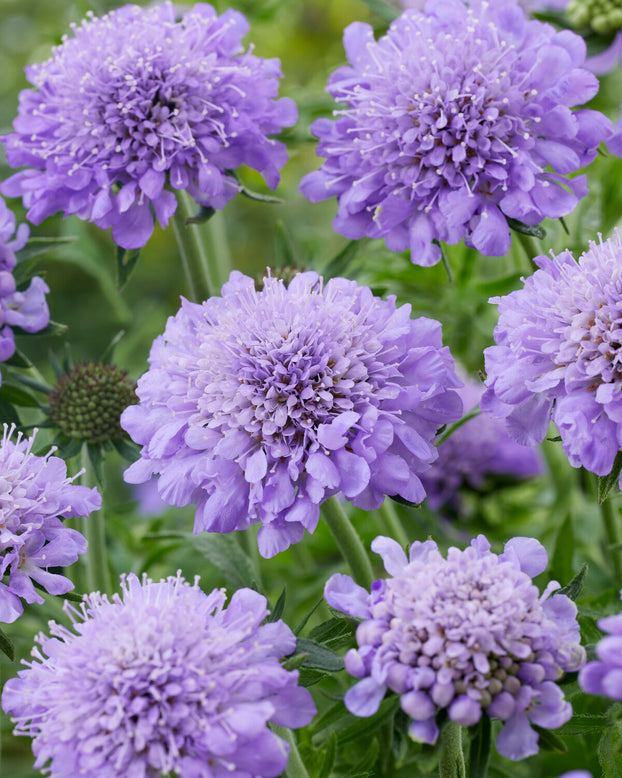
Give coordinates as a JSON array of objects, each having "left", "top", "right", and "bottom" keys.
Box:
[{"left": 568, "top": 0, "right": 622, "bottom": 36}]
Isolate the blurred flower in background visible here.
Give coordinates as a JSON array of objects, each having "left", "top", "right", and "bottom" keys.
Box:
[
  {"left": 300, "top": 0, "right": 611, "bottom": 265},
  {"left": 325, "top": 533, "right": 584, "bottom": 761},
  {"left": 421, "top": 373, "right": 543, "bottom": 516},
  {"left": 1, "top": 2, "right": 297, "bottom": 249},
  {"left": 2, "top": 572, "right": 315, "bottom": 778},
  {"left": 121, "top": 270, "right": 462, "bottom": 558},
  {"left": 0, "top": 425, "right": 100, "bottom": 624}
]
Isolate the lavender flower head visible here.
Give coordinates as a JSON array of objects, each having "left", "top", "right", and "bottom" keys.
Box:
[
  {"left": 421, "top": 374, "right": 543, "bottom": 513},
  {"left": 1, "top": 3, "right": 297, "bottom": 250},
  {"left": 325, "top": 534, "right": 584, "bottom": 761},
  {"left": 121, "top": 270, "right": 462, "bottom": 558},
  {"left": 2, "top": 572, "right": 316, "bottom": 778},
  {"left": 579, "top": 590, "right": 622, "bottom": 701},
  {"left": 482, "top": 232, "right": 622, "bottom": 486},
  {"left": 300, "top": 0, "right": 611, "bottom": 265},
  {"left": 0, "top": 197, "right": 49, "bottom": 377},
  {"left": 0, "top": 425, "right": 100, "bottom": 624}
]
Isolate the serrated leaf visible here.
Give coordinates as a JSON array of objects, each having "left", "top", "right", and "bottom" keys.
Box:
[
  {"left": 309, "top": 617, "right": 355, "bottom": 650},
  {"left": 599, "top": 452, "right": 622, "bottom": 502},
  {"left": 507, "top": 217, "right": 546, "bottom": 239},
  {"left": 266, "top": 587, "right": 286, "bottom": 623},
  {"left": 316, "top": 731, "right": 338, "bottom": 778},
  {"left": 15, "top": 235, "right": 78, "bottom": 263},
  {"left": 298, "top": 667, "right": 329, "bottom": 687},
  {"left": 469, "top": 714, "right": 491, "bottom": 778},
  {"left": 551, "top": 513, "right": 574, "bottom": 588},
  {"left": 295, "top": 637, "right": 344, "bottom": 672},
  {"left": 185, "top": 205, "right": 215, "bottom": 225},
  {"left": 534, "top": 725, "right": 567, "bottom": 753},
  {"left": 0, "top": 626, "right": 15, "bottom": 661},
  {"left": 558, "top": 563, "right": 588, "bottom": 601},
  {"left": 116, "top": 245, "right": 141, "bottom": 290},
  {"left": 190, "top": 533, "right": 259, "bottom": 592}
]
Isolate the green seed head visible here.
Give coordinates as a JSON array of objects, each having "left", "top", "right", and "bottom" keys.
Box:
[
  {"left": 48, "top": 363, "right": 137, "bottom": 444},
  {"left": 567, "top": 0, "right": 622, "bottom": 35}
]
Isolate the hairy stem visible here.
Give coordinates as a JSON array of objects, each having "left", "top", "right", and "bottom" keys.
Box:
[
  {"left": 321, "top": 496, "right": 374, "bottom": 589},
  {"left": 439, "top": 721, "right": 466, "bottom": 778},
  {"left": 80, "top": 448, "right": 111, "bottom": 594}
]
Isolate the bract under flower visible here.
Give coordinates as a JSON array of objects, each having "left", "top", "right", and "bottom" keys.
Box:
[
  {"left": 2, "top": 572, "right": 315, "bottom": 778},
  {"left": 300, "top": 0, "right": 611, "bottom": 265},
  {"left": 325, "top": 534, "right": 584, "bottom": 761},
  {"left": 1, "top": 3, "right": 297, "bottom": 249},
  {"left": 121, "top": 271, "right": 462, "bottom": 557}
]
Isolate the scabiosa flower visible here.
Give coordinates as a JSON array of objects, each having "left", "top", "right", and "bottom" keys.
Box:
[
  {"left": 482, "top": 232, "right": 622, "bottom": 485},
  {"left": 421, "top": 374, "right": 543, "bottom": 514},
  {"left": 1, "top": 3, "right": 297, "bottom": 250},
  {"left": 0, "top": 425, "right": 100, "bottom": 624},
  {"left": 0, "top": 197, "right": 49, "bottom": 378},
  {"left": 325, "top": 534, "right": 584, "bottom": 761},
  {"left": 1, "top": 572, "right": 316, "bottom": 778},
  {"left": 300, "top": 0, "right": 611, "bottom": 266},
  {"left": 579, "top": 591, "right": 622, "bottom": 701},
  {"left": 121, "top": 270, "right": 462, "bottom": 558}
]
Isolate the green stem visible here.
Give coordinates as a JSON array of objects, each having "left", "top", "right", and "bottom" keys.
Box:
[
  {"left": 439, "top": 721, "right": 466, "bottom": 778},
  {"left": 436, "top": 406, "right": 480, "bottom": 446},
  {"left": 321, "top": 496, "right": 374, "bottom": 589},
  {"left": 599, "top": 491, "right": 622, "bottom": 586},
  {"left": 378, "top": 499, "right": 409, "bottom": 547},
  {"left": 80, "top": 448, "right": 111, "bottom": 594},
  {"left": 515, "top": 231, "right": 540, "bottom": 271},
  {"left": 272, "top": 726, "right": 310, "bottom": 778},
  {"left": 171, "top": 209, "right": 199, "bottom": 302}
]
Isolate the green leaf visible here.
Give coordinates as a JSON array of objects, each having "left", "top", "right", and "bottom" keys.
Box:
[
  {"left": 54, "top": 436, "right": 84, "bottom": 461},
  {"left": 599, "top": 718, "right": 622, "bottom": 777},
  {"left": 16, "top": 235, "right": 78, "bottom": 263},
  {"left": 0, "top": 626, "right": 15, "bottom": 661},
  {"left": 599, "top": 451, "right": 622, "bottom": 502},
  {"left": 294, "top": 597, "right": 323, "bottom": 635},
  {"left": 309, "top": 617, "right": 356, "bottom": 650},
  {"left": 315, "top": 732, "right": 337, "bottom": 778},
  {"left": 266, "top": 587, "right": 286, "bottom": 623},
  {"left": 0, "top": 397, "right": 21, "bottom": 426},
  {"left": 558, "top": 562, "right": 588, "bottom": 601},
  {"left": 298, "top": 667, "right": 329, "bottom": 688},
  {"left": 185, "top": 205, "right": 215, "bottom": 225},
  {"left": 469, "top": 715, "right": 491, "bottom": 778},
  {"left": 12, "top": 372, "right": 52, "bottom": 395},
  {"left": 333, "top": 696, "right": 401, "bottom": 747},
  {"left": 323, "top": 240, "right": 361, "bottom": 280},
  {"left": 475, "top": 273, "right": 524, "bottom": 298},
  {"left": 100, "top": 330, "right": 126, "bottom": 364},
  {"left": 4, "top": 348, "right": 33, "bottom": 369},
  {"left": 116, "top": 245, "right": 141, "bottom": 290},
  {"left": 190, "top": 533, "right": 259, "bottom": 592},
  {"left": 274, "top": 221, "right": 296, "bottom": 269},
  {"left": 0, "top": 383, "right": 41, "bottom": 409},
  {"left": 561, "top": 713, "right": 609, "bottom": 735},
  {"left": 506, "top": 217, "right": 546, "bottom": 239},
  {"left": 87, "top": 443, "right": 105, "bottom": 486},
  {"left": 352, "top": 738, "right": 380, "bottom": 774},
  {"left": 551, "top": 513, "right": 574, "bottom": 587},
  {"left": 112, "top": 437, "right": 141, "bottom": 462},
  {"left": 358, "top": 0, "right": 399, "bottom": 20},
  {"left": 534, "top": 725, "right": 567, "bottom": 753},
  {"left": 36, "top": 320, "right": 68, "bottom": 338},
  {"left": 295, "top": 638, "right": 344, "bottom": 672},
  {"left": 239, "top": 184, "right": 283, "bottom": 204}
]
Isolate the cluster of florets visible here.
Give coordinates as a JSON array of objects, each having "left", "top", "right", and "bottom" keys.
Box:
[
  {"left": 48, "top": 362, "right": 137, "bottom": 445},
  {"left": 0, "top": 197, "right": 49, "bottom": 380},
  {"left": 1, "top": 2, "right": 297, "bottom": 249},
  {"left": 325, "top": 534, "right": 584, "bottom": 761},
  {"left": 482, "top": 233, "right": 622, "bottom": 486},
  {"left": 421, "top": 375, "right": 543, "bottom": 514},
  {"left": 1, "top": 572, "right": 315, "bottom": 778},
  {"left": 121, "top": 270, "right": 462, "bottom": 558},
  {"left": 300, "top": 0, "right": 611, "bottom": 265},
  {"left": 0, "top": 425, "right": 100, "bottom": 623},
  {"left": 568, "top": 0, "right": 622, "bottom": 35}
]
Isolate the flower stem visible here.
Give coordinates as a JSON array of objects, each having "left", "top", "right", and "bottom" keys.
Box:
[
  {"left": 272, "top": 726, "right": 310, "bottom": 778},
  {"left": 599, "top": 492, "right": 622, "bottom": 585},
  {"left": 321, "top": 496, "right": 374, "bottom": 589},
  {"left": 379, "top": 498, "right": 409, "bottom": 547},
  {"left": 80, "top": 447, "right": 111, "bottom": 595},
  {"left": 439, "top": 721, "right": 466, "bottom": 778}
]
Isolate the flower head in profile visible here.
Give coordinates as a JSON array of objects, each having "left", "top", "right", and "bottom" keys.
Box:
[
  {"left": 482, "top": 232, "right": 622, "bottom": 486},
  {"left": 579, "top": 590, "right": 622, "bottom": 702},
  {"left": 422, "top": 374, "right": 543, "bottom": 514},
  {"left": 300, "top": 0, "right": 611, "bottom": 265},
  {"left": 325, "top": 534, "right": 583, "bottom": 761},
  {"left": 1, "top": 2, "right": 297, "bottom": 249},
  {"left": 2, "top": 572, "right": 315, "bottom": 778},
  {"left": 0, "top": 197, "right": 49, "bottom": 378},
  {"left": 0, "top": 425, "right": 100, "bottom": 624},
  {"left": 121, "top": 270, "right": 462, "bottom": 558}
]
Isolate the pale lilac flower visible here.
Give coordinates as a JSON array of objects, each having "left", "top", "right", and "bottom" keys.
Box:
[
  {"left": 2, "top": 572, "right": 315, "bottom": 778},
  {"left": 422, "top": 374, "right": 543, "bottom": 514},
  {"left": 121, "top": 271, "right": 462, "bottom": 558},
  {"left": 579, "top": 590, "right": 622, "bottom": 702},
  {"left": 482, "top": 233, "right": 622, "bottom": 486},
  {"left": 0, "top": 425, "right": 100, "bottom": 624},
  {"left": 0, "top": 197, "right": 49, "bottom": 377},
  {"left": 300, "top": 0, "right": 611, "bottom": 266},
  {"left": 325, "top": 534, "right": 584, "bottom": 761},
  {"left": 1, "top": 3, "right": 297, "bottom": 249}
]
